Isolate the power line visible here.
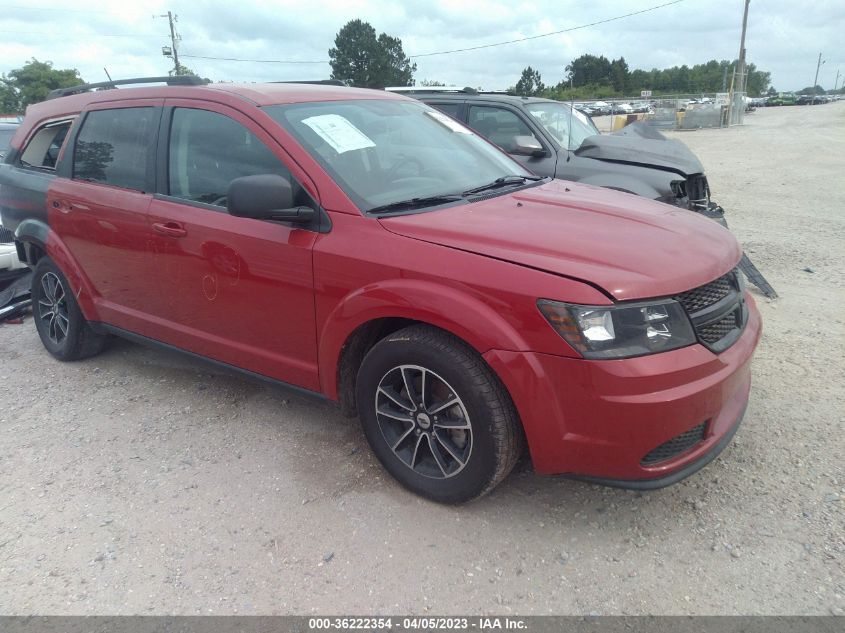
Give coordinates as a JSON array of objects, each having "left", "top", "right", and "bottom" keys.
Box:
[
  {"left": 181, "top": 54, "right": 326, "bottom": 64},
  {"left": 409, "top": 0, "right": 689, "bottom": 58},
  {"left": 180, "top": 0, "right": 689, "bottom": 65},
  {"left": 3, "top": 4, "right": 108, "bottom": 13},
  {"left": 0, "top": 30, "right": 167, "bottom": 38}
]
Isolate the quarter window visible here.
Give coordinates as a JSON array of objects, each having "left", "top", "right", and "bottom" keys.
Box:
[
  {"left": 20, "top": 120, "right": 72, "bottom": 170},
  {"left": 168, "top": 108, "right": 292, "bottom": 208},
  {"left": 467, "top": 106, "right": 540, "bottom": 154},
  {"left": 73, "top": 108, "right": 154, "bottom": 191}
]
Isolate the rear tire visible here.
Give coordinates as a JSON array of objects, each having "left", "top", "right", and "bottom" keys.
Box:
[
  {"left": 32, "top": 257, "right": 107, "bottom": 361},
  {"left": 356, "top": 325, "right": 523, "bottom": 503}
]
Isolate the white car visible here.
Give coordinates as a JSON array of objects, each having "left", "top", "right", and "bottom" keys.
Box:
[
  {"left": 0, "top": 224, "right": 30, "bottom": 320},
  {"left": 0, "top": 230, "right": 26, "bottom": 272}
]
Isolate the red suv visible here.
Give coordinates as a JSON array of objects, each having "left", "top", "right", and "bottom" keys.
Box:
[{"left": 0, "top": 78, "right": 761, "bottom": 502}]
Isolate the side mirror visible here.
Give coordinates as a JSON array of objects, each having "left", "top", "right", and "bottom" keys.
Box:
[
  {"left": 227, "top": 174, "right": 315, "bottom": 224},
  {"left": 510, "top": 135, "right": 545, "bottom": 157}
]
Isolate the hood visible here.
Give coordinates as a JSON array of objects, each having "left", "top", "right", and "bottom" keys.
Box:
[
  {"left": 574, "top": 122, "right": 704, "bottom": 176},
  {"left": 379, "top": 179, "right": 739, "bottom": 301}
]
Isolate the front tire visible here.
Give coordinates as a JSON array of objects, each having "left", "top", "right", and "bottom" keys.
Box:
[
  {"left": 356, "top": 325, "right": 523, "bottom": 503},
  {"left": 32, "top": 257, "right": 107, "bottom": 361}
]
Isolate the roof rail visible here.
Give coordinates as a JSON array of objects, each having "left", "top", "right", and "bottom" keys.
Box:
[
  {"left": 385, "top": 86, "right": 478, "bottom": 95},
  {"left": 46, "top": 75, "right": 209, "bottom": 100},
  {"left": 273, "top": 80, "right": 347, "bottom": 86}
]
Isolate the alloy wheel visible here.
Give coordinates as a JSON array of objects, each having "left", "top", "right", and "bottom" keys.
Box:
[
  {"left": 38, "top": 272, "right": 69, "bottom": 345},
  {"left": 374, "top": 364, "right": 473, "bottom": 479}
]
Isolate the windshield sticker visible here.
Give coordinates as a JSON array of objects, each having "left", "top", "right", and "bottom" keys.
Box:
[
  {"left": 425, "top": 109, "right": 471, "bottom": 133},
  {"left": 301, "top": 114, "right": 376, "bottom": 154}
]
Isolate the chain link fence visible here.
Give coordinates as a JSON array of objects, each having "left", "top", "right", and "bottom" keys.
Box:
[{"left": 586, "top": 93, "right": 747, "bottom": 132}]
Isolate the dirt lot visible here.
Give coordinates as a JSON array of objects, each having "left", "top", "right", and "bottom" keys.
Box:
[{"left": 1, "top": 103, "right": 843, "bottom": 616}]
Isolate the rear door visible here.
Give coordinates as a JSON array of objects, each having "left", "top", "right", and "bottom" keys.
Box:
[
  {"left": 144, "top": 100, "right": 321, "bottom": 390},
  {"left": 48, "top": 100, "right": 162, "bottom": 327}
]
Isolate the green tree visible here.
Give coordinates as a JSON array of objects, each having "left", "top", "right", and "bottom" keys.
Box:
[
  {"left": 513, "top": 66, "right": 545, "bottom": 96},
  {"left": 329, "top": 19, "right": 416, "bottom": 89},
  {"left": 4, "top": 59, "right": 83, "bottom": 110},
  {"left": 609, "top": 57, "right": 629, "bottom": 93},
  {"left": 797, "top": 85, "right": 825, "bottom": 94},
  {"left": 0, "top": 77, "right": 18, "bottom": 112},
  {"left": 420, "top": 79, "right": 445, "bottom": 87},
  {"left": 565, "top": 54, "right": 612, "bottom": 87},
  {"left": 169, "top": 61, "right": 197, "bottom": 77}
]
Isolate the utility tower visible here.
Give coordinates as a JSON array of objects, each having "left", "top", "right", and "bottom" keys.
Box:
[{"left": 159, "top": 11, "right": 181, "bottom": 75}]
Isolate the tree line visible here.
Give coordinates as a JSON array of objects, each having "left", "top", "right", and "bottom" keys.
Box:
[{"left": 513, "top": 54, "right": 775, "bottom": 99}]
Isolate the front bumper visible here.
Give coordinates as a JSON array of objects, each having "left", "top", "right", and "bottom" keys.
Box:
[{"left": 484, "top": 294, "right": 761, "bottom": 484}]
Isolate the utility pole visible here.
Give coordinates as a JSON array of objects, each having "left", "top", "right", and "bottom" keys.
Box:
[
  {"left": 833, "top": 69, "right": 840, "bottom": 93},
  {"left": 158, "top": 11, "right": 180, "bottom": 75},
  {"left": 736, "top": 0, "right": 750, "bottom": 94},
  {"left": 729, "top": 0, "right": 750, "bottom": 125},
  {"left": 812, "top": 53, "right": 824, "bottom": 102}
]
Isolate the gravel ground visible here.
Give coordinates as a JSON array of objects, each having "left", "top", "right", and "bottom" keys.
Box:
[{"left": 0, "top": 102, "right": 843, "bottom": 616}]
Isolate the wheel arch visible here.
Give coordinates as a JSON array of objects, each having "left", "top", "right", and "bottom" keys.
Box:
[
  {"left": 16, "top": 218, "right": 99, "bottom": 320},
  {"left": 320, "top": 279, "right": 530, "bottom": 416}
]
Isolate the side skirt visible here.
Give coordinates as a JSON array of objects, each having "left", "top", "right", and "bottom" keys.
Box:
[{"left": 93, "top": 323, "right": 330, "bottom": 404}]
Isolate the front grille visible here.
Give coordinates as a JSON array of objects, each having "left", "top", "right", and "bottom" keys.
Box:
[
  {"left": 675, "top": 272, "right": 734, "bottom": 313},
  {"left": 641, "top": 422, "right": 707, "bottom": 466},
  {"left": 0, "top": 225, "right": 14, "bottom": 244},
  {"left": 675, "top": 268, "right": 747, "bottom": 353},
  {"left": 699, "top": 312, "right": 739, "bottom": 344},
  {"left": 686, "top": 174, "right": 710, "bottom": 211}
]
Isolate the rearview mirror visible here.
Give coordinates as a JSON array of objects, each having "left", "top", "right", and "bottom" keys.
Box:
[
  {"left": 510, "top": 135, "right": 545, "bottom": 157},
  {"left": 227, "top": 174, "right": 315, "bottom": 224}
]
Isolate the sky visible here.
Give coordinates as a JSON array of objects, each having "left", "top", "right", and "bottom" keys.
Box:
[{"left": 1, "top": 0, "right": 843, "bottom": 93}]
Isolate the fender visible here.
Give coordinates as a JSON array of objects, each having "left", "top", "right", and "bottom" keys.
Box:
[
  {"left": 576, "top": 173, "right": 664, "bottom": 200},
  {"left": 317, "top": 278, "right": 531, "bottom": 398},
  {"left": 15, "top": 218, "right": 100, "bottom": 320}
]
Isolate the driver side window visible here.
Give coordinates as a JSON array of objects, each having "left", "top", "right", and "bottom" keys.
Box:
[
  {"left": 168, "top": 108, "right": 297, "bottom": 208},
  {"left": 467, "top": 106, "right": 539, "bottom": 154}
]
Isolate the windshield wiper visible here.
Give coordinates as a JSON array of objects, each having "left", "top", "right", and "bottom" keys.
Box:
[
  {"left": 461, "top": 175, "right": 544, "bottom": 196},
  {"left": 369, "top": 194, "right": 464, "bottom": 214}
]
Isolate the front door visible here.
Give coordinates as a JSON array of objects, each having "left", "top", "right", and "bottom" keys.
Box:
[
  {"left": 465, "top": 105, "right": 557, "bottom": 177},
  {"left": 145, "top": 102, "right": 321, "bottom": 390}
]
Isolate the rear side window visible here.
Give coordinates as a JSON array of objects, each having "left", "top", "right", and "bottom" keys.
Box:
[
  {"left": 168, "top": 108, "right": 292, "bottom": 207},
  {"left": 73, "top": 108, "right": 154, "bottom": 191},
  {"left": 19, "top": 121, "right": 72, "bottom": 169},
  {"left": 429, "top": 103, "right": 461, "bottom": 119}
]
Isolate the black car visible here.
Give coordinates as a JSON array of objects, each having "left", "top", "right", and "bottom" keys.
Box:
[{"left": 388, "top": 87, "right": 775, "bottom": 297}]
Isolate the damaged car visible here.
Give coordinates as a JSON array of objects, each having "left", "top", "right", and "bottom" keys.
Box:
[{"left": 391, "top": 88, "right": 775, "bottom": 298}]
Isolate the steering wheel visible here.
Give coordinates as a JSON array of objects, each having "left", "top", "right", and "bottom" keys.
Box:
[{"left": 386, "top": 157, "right": 425, "bottom": 182}]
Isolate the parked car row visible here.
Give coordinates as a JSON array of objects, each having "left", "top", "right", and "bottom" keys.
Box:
[{"left": 574, "top": 101, "right": 655, "bottom": 117}]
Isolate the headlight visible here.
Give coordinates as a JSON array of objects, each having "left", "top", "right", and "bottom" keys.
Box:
[{"left": 537, "top": 298, "right": 696, "bottom": 359}]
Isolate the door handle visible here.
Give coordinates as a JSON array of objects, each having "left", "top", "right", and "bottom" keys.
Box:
[{"left": 152, "top": 221, "right": 187, "bottom": 238}]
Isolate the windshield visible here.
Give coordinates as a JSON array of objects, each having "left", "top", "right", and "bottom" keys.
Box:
[
  {"left": 525, "top": 102, "right": 598, "bottom": 151},
  {"left": 266, "top": 99, "right": 532, "bottom": 212}
]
